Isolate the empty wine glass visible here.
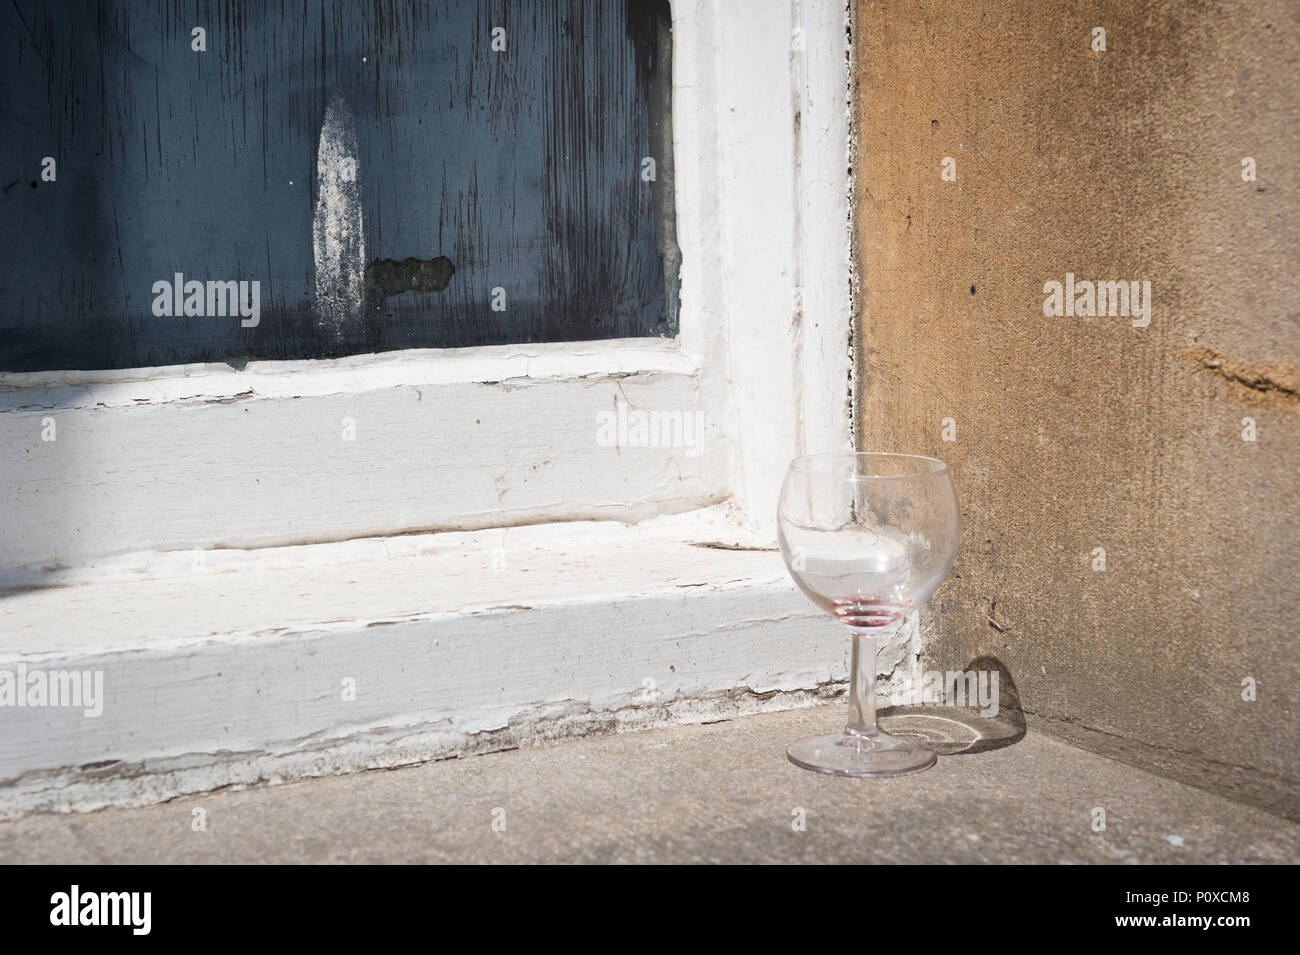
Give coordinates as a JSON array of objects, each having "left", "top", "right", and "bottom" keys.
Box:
[{"left": 778, "top": 452, "right": 961, "bottom": 776}]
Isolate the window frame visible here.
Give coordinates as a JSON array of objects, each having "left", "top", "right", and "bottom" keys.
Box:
[{"left": 0, "top": 0, "right": 852, "bottom": 569}]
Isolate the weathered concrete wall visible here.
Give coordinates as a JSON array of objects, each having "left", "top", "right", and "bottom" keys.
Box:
[{"left": 853, "top": 0, "right": 1299, "bottom": 816}]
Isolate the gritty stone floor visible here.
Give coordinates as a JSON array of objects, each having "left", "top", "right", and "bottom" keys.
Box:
[{"left": 1, "top": 706, "right": 1296, "bottom": 864}]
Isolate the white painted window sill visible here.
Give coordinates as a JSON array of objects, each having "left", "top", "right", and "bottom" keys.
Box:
[{"left": 0, "top": 505, "right": 918, "bottom": 814}]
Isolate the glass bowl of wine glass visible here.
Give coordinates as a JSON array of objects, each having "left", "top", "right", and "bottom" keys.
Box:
[{"left": 777, "top": 452, "right": 961, "bottom": 776}]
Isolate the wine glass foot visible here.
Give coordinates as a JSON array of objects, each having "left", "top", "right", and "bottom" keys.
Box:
[{"left": 787, "top": 728, "right": 937, "bottom": 777}]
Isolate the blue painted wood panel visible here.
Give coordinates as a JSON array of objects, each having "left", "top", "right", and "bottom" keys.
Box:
[{"left": 0, "top": 0, "right": 677, "bottom": 371}]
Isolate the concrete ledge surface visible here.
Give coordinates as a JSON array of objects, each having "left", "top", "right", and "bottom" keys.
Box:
[{"left": 1, "top": 706, "right": 1296, "bottom": 864}]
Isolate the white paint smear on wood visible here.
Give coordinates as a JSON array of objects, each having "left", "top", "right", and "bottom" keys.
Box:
[{"left": 313, "top": 96, "right": 365, "bottom": 335}]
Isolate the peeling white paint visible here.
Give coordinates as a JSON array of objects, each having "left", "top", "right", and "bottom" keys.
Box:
[
  {"left": 1, "top": 684, "right": 848, "bottom": 816},
  {"left": 0, "top": 338, "right": 696, "bottom": 405},
  {"left": 0, "top": 508, "right": 916, "bottom": 815},
  {"left": 313, "top": 96, "right": 366, "bottom": 335}
]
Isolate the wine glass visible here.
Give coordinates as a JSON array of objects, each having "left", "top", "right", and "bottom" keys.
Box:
[{"left": 777, "top": 452, "right": 961, "bottom": 776}]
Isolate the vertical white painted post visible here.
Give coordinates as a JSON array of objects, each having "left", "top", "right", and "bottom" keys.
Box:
[
  {"left": 713, "top": 0, "right": 854, "bottom": 537},
  {"left": 794, "top": 0, "right": 854, "bottom": 461}
]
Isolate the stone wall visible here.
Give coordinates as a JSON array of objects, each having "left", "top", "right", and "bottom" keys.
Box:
[{"left": 853, "top": 0, "right": 1299, "bottom": 816}]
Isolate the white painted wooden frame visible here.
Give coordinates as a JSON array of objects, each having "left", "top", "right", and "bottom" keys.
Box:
[
  {"left": 0, "top": 0, "right": 858, "bottom": 813},
  {"left": 0, "top": 0, "right": 851, "bottom": 567}
]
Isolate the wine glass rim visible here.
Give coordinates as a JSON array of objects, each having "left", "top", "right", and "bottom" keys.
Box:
[{"left": 789, "top": 451, "right": 950, "bottom": 479}]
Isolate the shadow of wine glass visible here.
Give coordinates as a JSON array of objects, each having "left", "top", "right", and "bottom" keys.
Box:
[{"left": 876, "top": 656, "right": 1026, "bottom": 755}]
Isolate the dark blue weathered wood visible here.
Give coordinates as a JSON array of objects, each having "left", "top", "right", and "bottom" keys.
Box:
[{"left": 0, "top": 0, "right": 676, "bottom": 371}]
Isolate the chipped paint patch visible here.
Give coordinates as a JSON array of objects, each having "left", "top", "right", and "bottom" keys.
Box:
[
  {"left": 0, "top": 682, "right": 851, "bottom": 816},
  {"left": 364, "top": 255, "right": 455, "bottom": 310}
]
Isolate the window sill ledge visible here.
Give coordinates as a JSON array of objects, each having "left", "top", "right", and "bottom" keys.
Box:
[{"left": 0, "top": 505, "right": 919, "bottom": 814}]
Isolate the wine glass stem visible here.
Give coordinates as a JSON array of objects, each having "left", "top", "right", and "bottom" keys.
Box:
[{"left": 846, "top": 633, "right": 878, "bottom": 736}]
